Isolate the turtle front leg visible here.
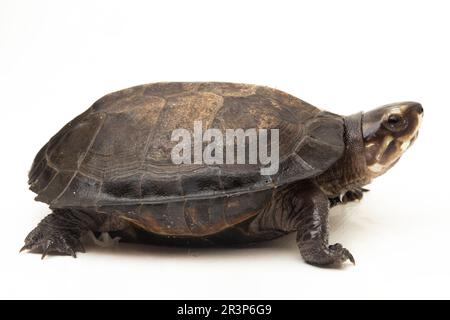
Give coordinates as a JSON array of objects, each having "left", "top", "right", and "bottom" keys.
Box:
[
  {"left": 289, "top": 183, "right": 355, "bottom": 266},
  {"left": 21, "top": 209, "right": 105, "bottom": 259}
]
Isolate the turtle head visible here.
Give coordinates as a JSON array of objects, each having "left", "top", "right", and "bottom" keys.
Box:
[{"left": 362, "top": 102, "right": 423, "bottom": 178}]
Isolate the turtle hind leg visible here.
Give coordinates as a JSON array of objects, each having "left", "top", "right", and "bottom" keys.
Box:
[{"left": 21, "top": 209, "right": 104, "bottom": 259}]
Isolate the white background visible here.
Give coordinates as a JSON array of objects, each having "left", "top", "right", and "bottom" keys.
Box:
[{"left": 0, "top": 0, "right": 449, "bottom": 299}]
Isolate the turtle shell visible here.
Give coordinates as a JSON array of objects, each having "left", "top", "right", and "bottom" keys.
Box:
[{"left": 29, "top": 82, "right": 344, "bottom": 209}]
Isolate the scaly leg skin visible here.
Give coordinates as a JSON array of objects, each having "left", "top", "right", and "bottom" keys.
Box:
[
  {"left": 329, "top": 187, "right": 369, "bottom": 208},
  {"left": 246, "top": 182, "right": 355, "bottom": 267},
  {"left": 21, "top": 209, "right": 105, "bottom": 259},
  {"left": 292, "top": 183, "right": 355, "bottom": 266}
]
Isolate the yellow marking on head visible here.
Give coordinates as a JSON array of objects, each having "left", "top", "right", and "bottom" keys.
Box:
[
  {"left": 368, "top": 163, "right": 387, "bottom": 173},
  {"left": 375, "top": 136, "right": 393, "bottom": 162}
]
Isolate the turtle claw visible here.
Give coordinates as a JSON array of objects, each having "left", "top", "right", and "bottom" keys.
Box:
[
  {"left": 19, "top": 244, "right": 31, "bottom": 253},
  {"left": 69, "top": 249, "right": 77, "bottom": 258},
  {"left": 330, "top": 187, "right": 369, "bottom": 207},
  {"left": 341, "top": 247, "right": 355, "bottom": 265},
  {"left": 328, "top": 243, "right": 355, "bottom": 266},
  {"left": 342, "top": 189, "right": 364, "bottom": 203},
  {"left": 77, "top": 241, "right": 86, "bottom": 253},
  {"left": 349, "top": 253, "right": 356, "bottom": 265},
  {"left": 41, "top": 240, "right": 52, "bottom": 260}
]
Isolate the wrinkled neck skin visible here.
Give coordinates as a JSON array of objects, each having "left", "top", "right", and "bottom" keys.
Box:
[{"left": 315, "top": 113, "right": 371, "bottom": 197}]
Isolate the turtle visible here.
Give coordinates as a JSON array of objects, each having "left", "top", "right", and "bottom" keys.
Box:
[{"left": 22, "top": 82, "right": 423, "bottom": 266}]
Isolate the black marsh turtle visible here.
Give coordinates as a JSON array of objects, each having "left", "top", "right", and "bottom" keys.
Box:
[{"left": 22, "top": 82, "right": 423, "bottom": 266}]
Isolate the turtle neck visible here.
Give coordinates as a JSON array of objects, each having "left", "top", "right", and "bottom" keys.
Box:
[{"left": 315, "top": 112, "right": 371, "bottom": 196}]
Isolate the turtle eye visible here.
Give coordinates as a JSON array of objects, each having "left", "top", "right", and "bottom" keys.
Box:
[{"left": 384, "top": 114, "right": 407, "bottom": 131}]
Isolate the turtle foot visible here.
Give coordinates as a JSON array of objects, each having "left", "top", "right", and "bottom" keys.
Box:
[
  {"left": 85, "top": 231, "right": 121, "bottom": 248},
  {"left": 300, "top": 242, "right": 355, "bottom": 267},
  {"left": 330, "top": 187, "right": 369, "bottom": 207},
  {"left": 342, "top": 188, "right": 368, "bottom": 203},
  {"left": 326, "top": 243, "right": 355, "bottom": 265},
  {"left": 21, "top": 215, "right": 85, "bottom": 259}
]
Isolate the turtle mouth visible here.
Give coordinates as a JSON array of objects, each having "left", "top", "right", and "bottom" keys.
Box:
[
  {"left": 410, "top": 132, "right": 419, "bottom": 146},
  {"left": 410, "top": 112, "right": 423, "bottom": 146}
]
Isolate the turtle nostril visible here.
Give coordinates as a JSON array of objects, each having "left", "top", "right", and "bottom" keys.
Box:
[
  {"left": 416, "top": 105, "right": 423, "bottom": 115},
  {"left": 412, "top": 103, "right": 423, "bottom": 115}
]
